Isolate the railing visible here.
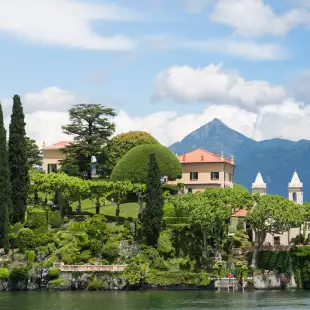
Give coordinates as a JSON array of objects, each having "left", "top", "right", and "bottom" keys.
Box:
[{"left": 53, "top": 263, "right": 126, "bottom": 272}]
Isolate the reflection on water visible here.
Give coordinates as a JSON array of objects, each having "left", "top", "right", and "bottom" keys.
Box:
[{"left": 0, "top": 290, "right": 310, "bottom": 310}]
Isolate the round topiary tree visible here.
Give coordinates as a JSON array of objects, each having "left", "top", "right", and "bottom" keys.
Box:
[
  {"left": 105, "top": 131, "right": 159, "bottom": 174},
  {"left": 104, "top": 131, "right": 159, "bottom": 173},
  {"left": 110, "top": 144, "right": 182, "bottom": 184}
]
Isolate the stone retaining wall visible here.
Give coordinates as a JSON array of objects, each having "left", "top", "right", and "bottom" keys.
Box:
[{"left": 53, "top": 262, "right": 126, "bottom": 272}]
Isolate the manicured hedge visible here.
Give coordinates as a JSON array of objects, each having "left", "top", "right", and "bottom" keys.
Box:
[
  {"left": 0, "top": 268, "right": 9, "bottom": 280},
  {"left": 110, "top": 144, "right": 182, "bottom": 184},
  {"left": 163, "top": 217, "right": 189, "bottom": 224},
  {"left": 25, "top": 207, "right": 53, "bottom": 229}
]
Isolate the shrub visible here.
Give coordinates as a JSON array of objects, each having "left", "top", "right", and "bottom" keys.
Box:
[
  {"left": 105, "top": 131, "right": 159, "bottom": 174},
  {"left": 158, "top": 230, "right": 175, "bottom": 257},
  {"left": 27, "top": 250, "right": 36, "bottom": 263},
  {"left": 25, "top": 208, "right": 53, "bottom": 229},
  {"left": 124, "top": 261, "right": 149, "bottom": 285},
  {"left": 179, "top": 258, "right": 191, "bottom": 271},
  {"left": 110, "top": 144, "right": 182, "bottom": 184},
  {"left": 140, "top": 246, "right": 164, "bottom": 269},
  {"left": 0, "top": 268, "right": 10, "bottom": 280},
  {"left": 146, "top": 270, "right": 210, "bottom": 286},
  {"left": 18, "top": 228, "right": 35, "bottom": 252},
  {"left": 51, "top": 211, "right": 63, "bottom": 228},
  {"left": 78, "top": 250, "right": 92, "bottom": 263},
  {"left": 87, "top": 280, "right": 105, "bottom": 291},
  {"left": 48, "top": 278, "right": 66, "bottom": 289},
  {"left": 48, "top": 268, "right": 61, "bottom": 278},
  {"left": 90, "top": 239, "right": 103, "bottom": 256},
  {"left": 43, "top": 255, "right": 58, "bottom": 267},
  {"left": 12, "top": 222, "right": 24, "bottom": 234},
  {"left": 10, "top": 266, "right": 28, "bottom": 281},
  {"left": 63, "top": 216, "right": 69, "bottom": 223},
  {"left": 102, "top": 240, "right": 119, "bottom": 262}
]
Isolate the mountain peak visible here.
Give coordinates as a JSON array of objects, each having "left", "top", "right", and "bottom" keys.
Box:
[{"left": 208, "top": 118, "right": 227, "bottom": 127}]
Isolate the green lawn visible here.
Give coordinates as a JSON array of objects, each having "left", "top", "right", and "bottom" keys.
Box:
[{"left": 73, "top": 199, "right": 141, "bottom": 219}]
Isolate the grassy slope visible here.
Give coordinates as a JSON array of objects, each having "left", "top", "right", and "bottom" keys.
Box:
[{"left": 72, "top": 199, "right": 141, "bottom": 219}]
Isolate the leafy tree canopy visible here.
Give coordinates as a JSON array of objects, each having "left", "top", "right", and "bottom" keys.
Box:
[
  {"left": 104, "top": 131, "right": 159, "bottom": 174},
  {"left": 110, "top": 144, "right": 182, "bottom": 184},
  {"left": 61, "top": 104, "right": 116, "bottom": 179},
  {"left": 26, "top": 137, "right": 42, "bottom": 169}
]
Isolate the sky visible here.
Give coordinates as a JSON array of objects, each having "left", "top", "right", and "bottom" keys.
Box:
[{"left": 1, "top": 0, "right": 310, "bottom": 147}]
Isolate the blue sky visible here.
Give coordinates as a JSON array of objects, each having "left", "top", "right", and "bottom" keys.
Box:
[{"left": 1, "top": 0, "right": 310, "bottom": 146}]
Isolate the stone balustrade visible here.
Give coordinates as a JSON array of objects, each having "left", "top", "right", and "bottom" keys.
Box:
[{"left": 53, "top": 262, "right": 127, "bottom": 272}]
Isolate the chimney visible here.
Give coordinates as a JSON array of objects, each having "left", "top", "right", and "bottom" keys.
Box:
[
  {"left": 229, "top": 154, "right": 234, "bottom": 165},
  {"left": 42, "top": 141, "right": 46, "bottom": 149},
  {"left": 183, "top": 154, "right": 186, "bottom": 161},
  {"left": 201, "top": 155, "right": 204, "bottom": 161},
  {"left": 220, "top": 151, "right": 225, "bottom": 161}
]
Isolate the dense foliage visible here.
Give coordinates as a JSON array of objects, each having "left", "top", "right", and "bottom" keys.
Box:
[
  {"left": 104, "top": 131, "right": 159, "bottom": 174},
  {"left": 141, "top": 153, "right": 164, "bottom": 247},
  {"left": 0, "top": 104, "right": 11, "bottom": 249},
  {"left": 61, "top": 104, "right": 116, "bottom": 179},
  {"left": 26, "top": 137, "right": 42, "bottom": 169},
  {"left": 9, "top": 95, "right": 28, "bottom": 223},
  {"left": 110, "top": 144, "right": 182, "bottom": 184}
]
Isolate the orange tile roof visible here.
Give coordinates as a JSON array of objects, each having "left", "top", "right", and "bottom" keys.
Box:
[
  {"left": 43, "top": 141, "right": 72, "bottom": 151},
  {"left": 232, "top": 209, "right": 247, "bottom": 217},
  {"left": 177, "top": 148, "right": 233, "bottom": 164}
]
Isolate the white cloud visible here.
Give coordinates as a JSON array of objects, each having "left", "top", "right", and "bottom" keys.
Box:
[
  {"left": 115, "top": 106, "right": 257, "bottom": 146},
  {"left": 183, "top": 39, "right": 286, "bottom": 61},
  {"left": 154, "top": 64, "right": 286, "bottom": 112},
  {"left": 0, "top": 0, "right": 136, "bottom": 50},
  {"left": 210, "top": 0, "right": 310, "bottom": 37},
  {"left": 115, "top": 101, "right": 310, "bottom": 145},
  {"left": 3, "top": 83, "right": 310, "bottom": 150}
]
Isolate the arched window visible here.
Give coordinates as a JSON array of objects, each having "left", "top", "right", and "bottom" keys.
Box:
[{"left": 293, "top": 192, "right": 297, "bottom": 202}]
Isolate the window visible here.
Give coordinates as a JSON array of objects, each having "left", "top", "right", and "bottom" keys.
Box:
[
  {"left": 229, "top": 174, "right": 233, "bottom": 182},
  {"left": 274, "top": 236, "right": 280, "bottom": 246},
  {"left": 188, "top": 188, "right": 193, "bottom": 193},
  {"left": 190, "top": 172, "right": 198, "bottom": 180},
  {"left": 211, "top": 172, "right": 219, "bottom": 180},
  {"left": 293, "top": 192, "right": 297, "bottom": 202},
  {"left": 47, "top": 164, "right": 57, "bottom": 174}
]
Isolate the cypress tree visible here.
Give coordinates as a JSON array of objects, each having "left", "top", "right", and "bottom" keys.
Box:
[
  {"left": 9, "top": 95, "right": 28, "bottom": 223},
  {"left": 3, "top": 205, "right": 9, "bottom": 254},
  {"left": 0, "top": 103, "right": 12, "bottom": 247},
  {"left": 141, "top": 153, "right": 164, "bottom": 247}
]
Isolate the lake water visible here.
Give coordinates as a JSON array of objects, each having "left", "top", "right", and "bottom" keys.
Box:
[{"left": 0, "top": 290, "right": 310, "bottom": 309}]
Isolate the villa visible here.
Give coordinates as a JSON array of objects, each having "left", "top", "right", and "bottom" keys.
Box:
[
  {"left": 42, "top": 141, "right": 71, "bottom": 174},
  {"left": 169, "top": 148, "right": 235, "bottom": 193}
]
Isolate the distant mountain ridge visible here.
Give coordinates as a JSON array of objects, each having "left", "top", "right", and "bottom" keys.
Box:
[{"left": 169, "top": 119, "right": 310, "bottom": 201}]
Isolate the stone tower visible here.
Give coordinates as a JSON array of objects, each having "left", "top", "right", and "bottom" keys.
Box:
[
  {"left": 252, "top": 170, "right": 267, "bottom": 195},
  {"left": 288, "top": 170, "right": 303, "bottom": 205}
]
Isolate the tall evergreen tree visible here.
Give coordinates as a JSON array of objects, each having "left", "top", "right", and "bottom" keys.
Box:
[
  {"left": 9, "top": 95, "right": 28, "bottom": 223},
  {"left": 62, "top": 104, "right": 116, "bottom": 179},
  {"left": 141, "top": 153, "right": 164, "bottom": 247},
  {"left": 0, "top": 103, "right": 12, "bottom": 247}
]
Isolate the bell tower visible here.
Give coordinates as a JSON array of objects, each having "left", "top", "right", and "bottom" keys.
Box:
[
  {"left": 288, "top": 170, "right": 303, "bottom": 205},
  {"left": 252, "top": 170, "right": 267, "bottom": 195}
]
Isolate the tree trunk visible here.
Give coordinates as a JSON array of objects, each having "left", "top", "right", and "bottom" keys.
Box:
[
  {"left": 138, "top": 200, "right": 143, "bottom": 219},
  {"left": 116, "top": 203, "right": 120, "bottom": 222},
  {"left": 11, "top": 240, "right": 15, "bottom": 261},
  {"left": 96, "top": 197, "right": 100, "bottom": 214},
  {"left": 202, "top": 229, "right": 207, "bottom": 258},
  {"left": 251, "top": 232, "right": 259, "bottom": 269}
]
